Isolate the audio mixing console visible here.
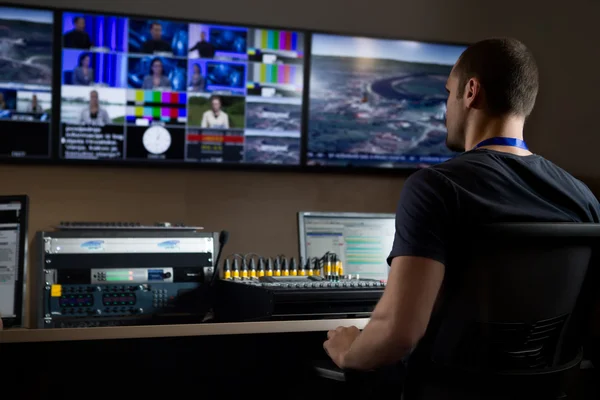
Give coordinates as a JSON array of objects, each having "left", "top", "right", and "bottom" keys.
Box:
[{"left": 214, "top": 254, "right": 386, "bottom": 322}]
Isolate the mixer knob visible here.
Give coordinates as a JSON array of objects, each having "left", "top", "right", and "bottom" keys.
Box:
[
  {"left": 163, "top": 272, "right": 172, "bottom": 279},
  {"left": 95, "top": 309, "right": 102, "bottom": 315},
  {"left": 137, "top": 308, "right": 143, "bottom": 314}
]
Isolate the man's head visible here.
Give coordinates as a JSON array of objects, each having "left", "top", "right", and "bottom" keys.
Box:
[
  {"left": 211, "top": 96, "right": 222, "bottom": 112},
  {"left": 74, "top": 17, "right": 85, "bottom": 31},
  {"left": 445, "top": 37, "right": 539, "bottom": 152},
  {"left": 200, "top": 31, "right": 207, "bottom": 41},
  {"left": 32, "top": 94, "right": 37, "bottom": 104},
  {"left": 90, "top": 90, "right": 99, "bottom": 106},
  {"left": 150, "top": 23, "right": 163, "bottom": 40}
]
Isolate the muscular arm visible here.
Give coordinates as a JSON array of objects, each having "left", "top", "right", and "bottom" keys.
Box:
[
  {"left": 341, "top": 256, "right": 444, "bottom": 370},
  {"left": 327, "top": 168, "right": 455, "bottom": 371}
]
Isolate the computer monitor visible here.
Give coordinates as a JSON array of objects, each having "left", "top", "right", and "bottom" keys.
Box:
[
  {"left": 306, "top": 32, "right": 467, "bottom": 169},
  {"left": 58, "top": 11, "right": 305, "bottom": 166},
  {"left": 298, "top": 212, "right": 395, "bottom": 281},
  {"left": 0, "top": 5, "right": 54, "bottom": 159},
  {"left": 0, "top": 195, "right": 29, "bottom": 328}
]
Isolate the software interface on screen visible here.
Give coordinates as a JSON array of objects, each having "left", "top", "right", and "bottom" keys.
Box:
[
  {"left": 300, "top": 214, "right": 395, "bottom": 281},
  {"left": 59, "top": 12, "right": 305, "bottom": 165},
  {"left": 0, "top": 202, "right": 23, "bottom": 319},
  {"left": 0, "top": 6, "right": 54, "bottom": 159},
  {"left": 307, "top": 34, "right": 467, "bottom": 169}
]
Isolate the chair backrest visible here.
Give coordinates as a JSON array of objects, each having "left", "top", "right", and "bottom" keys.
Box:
[
  {"left": 403, "top": 223, "right": 600, "bottom": 399},
  {"left": 425, "top": 223, "right": 600, "bottom": 372}
]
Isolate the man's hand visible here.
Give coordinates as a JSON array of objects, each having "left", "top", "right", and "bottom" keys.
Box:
[{"left": 323, "top": 326, "right": 361, "bottom": 368}]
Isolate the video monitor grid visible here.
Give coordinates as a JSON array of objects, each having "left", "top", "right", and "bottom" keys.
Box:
[
  {"left": 59, "top": 12, "right": 305, "bottom": 166},
  {"left": 307, "top": 34, "right": 467, "bottom": 169},
  {"left": 0, "top": 6, "right": 54, "bottom": 159}
]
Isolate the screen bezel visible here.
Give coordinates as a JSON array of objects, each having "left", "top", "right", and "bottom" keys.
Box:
[
  {"left": 0, "top": 194, "right": 29, "bottom": 328},
  {"left": 297, "top": 211, "right": 395, "bottom": 260}
]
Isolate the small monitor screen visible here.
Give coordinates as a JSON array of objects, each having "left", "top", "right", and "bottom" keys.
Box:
[
  {"left": 0, "top": 6, "right": 54, "bottom": 159},
  {"left": 307, "top": 33, "right": 467, "bottom": 169},
  {"left": 0, "top": 196, "right": 28, "bottom": 327},
  {"left": 59, "top": 12, "right": 305, "bottom": 166},
  {"left": 298, "top": 212, "right": 395, "bottom": 281}
]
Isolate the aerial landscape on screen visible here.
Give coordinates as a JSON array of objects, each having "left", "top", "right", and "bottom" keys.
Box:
[
  {"left": 308, "top": 34, "right": 467, "bottom": 168},
  {"left": 0, "top": 7, "right": 53, "bottom": 87}
]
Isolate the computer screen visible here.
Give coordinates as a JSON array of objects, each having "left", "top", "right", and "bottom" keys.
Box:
[
  {"left": 58, "top": 11, "right": 305, "bottom": 166},
  {"left": 0, "top": 6, "right": 54, "bottom": 159},
  {"left": 0, "top": 195, "right": 28, "bottom": 328},
  {"left": 306, "top": 33, "right": 467, "bottom": 169},
  {"left": 298, "top": 212, "right": 395, "bottom": 281}
]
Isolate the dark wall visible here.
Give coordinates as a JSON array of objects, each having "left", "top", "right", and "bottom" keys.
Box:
[{"left": 3, "top": 0, "right": 599, "bottom": 323}]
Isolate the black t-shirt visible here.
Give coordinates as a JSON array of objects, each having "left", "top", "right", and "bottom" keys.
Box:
[{"left": 387, "top": 149, "right": 600, "bottom": 266}]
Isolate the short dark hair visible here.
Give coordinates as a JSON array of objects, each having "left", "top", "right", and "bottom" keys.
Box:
[{"left": 455, "top": 38, "right": 539, "bottom": 117}]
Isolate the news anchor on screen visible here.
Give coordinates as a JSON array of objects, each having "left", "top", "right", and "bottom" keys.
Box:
[
  {"left": 142, "top": 22, "right": 172, "bottom": 54},
  {"left": 28, "top": 95, "right": 42, "bottom": 113},
  {"left": 189, "top": 31, "right": 215, "bottom": 58},
  {"left": 142, "top": 58, "right": 172, "bottom": 90},
  {"left": 72, "top": 53, "right": 94, "bottom": 86},
  {"left": 201, "top": 96, "right": 229, "bottom": 128},
  {"left": 189, "top": 63, "right": 205, "bottom": 92},
  {"left": 79, "top": 90, "right": 111, "bottom": 126},
  {"left": 64, "top": 16, "right": 92, "bottom": 49}
]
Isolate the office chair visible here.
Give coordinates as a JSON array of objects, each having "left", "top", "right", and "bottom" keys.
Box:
[{"left": 315, "top": 223, "right": 600, "bottom": 400}]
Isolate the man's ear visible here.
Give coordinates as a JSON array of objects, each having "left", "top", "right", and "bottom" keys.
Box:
[{"left": 464, "top": 78, "right": 482, "bottom": 109}]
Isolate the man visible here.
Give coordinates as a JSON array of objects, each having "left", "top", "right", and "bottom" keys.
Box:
[
  {"left": 189, "top": 31, "right": 215, "bottom": 59},
  {"left": 63, "top": 16, "right": 92, "bottom": 49},
  {"left": 323, "top": 38, "right": 600, "bottom": 372},
  {"left": 141, "top": 22, "right": 172, "bottom": 54},
  {"left": 79, "top": 90, "right": 111, "bottom": 126},
  {"left": 201, "top": 96, "right": 229, "bottom": 129},
  {"left": 28, "top": 94, "right": 42, "bottom": 113}
]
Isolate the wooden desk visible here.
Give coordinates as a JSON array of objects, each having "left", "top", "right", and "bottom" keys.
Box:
[{"left": 0, "top": 318, "right": 370, "bottom": 343}]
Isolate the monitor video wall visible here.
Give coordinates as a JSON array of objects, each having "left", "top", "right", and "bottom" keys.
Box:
[
  {"left": 0, "top": 5, "right": 54, "bottom": 159},
  {"left": 307, "top": 34, "right": 466, "bottom": 168},
  {"left": 0, "top": 4, "right": 469, "bottom": 171},
  {"left": 58, "top": 11, "right": 305, "bottom": 165}
]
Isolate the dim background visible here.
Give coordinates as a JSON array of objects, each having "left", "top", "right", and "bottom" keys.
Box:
[{"left": 4, "top": 0, "right": 600, "bottom": 322}]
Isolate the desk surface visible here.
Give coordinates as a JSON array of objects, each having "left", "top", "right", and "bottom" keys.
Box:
[{"left": 0, "top": 318, "right": 369, "bottom": 343}]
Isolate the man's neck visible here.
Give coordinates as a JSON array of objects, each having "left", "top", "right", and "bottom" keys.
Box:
[{"left": 465, "top": 115, "right": 530, "bottom": 155}]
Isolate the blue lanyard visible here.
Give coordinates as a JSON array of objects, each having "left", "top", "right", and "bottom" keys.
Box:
[{"left": 473, "top": 137, "right": 529, "bottom": 151}]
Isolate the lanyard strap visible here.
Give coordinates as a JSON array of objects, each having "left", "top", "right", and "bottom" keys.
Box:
[{"left": 474, "top": 137, "right": 529, "bottom": 151}]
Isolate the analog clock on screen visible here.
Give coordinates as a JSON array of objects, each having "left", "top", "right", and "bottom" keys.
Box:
[{"left": 142, "top": 126, "right": 171, "bottom": 155}]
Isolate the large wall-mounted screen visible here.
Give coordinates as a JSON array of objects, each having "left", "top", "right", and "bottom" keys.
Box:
[
  {"left": 307, "top": 33, "right": 466, "bottom": 169},
  {"left": 58, "top": 11, "right": 305, "bottom": 166},
  {"left": 0, "top": 6, "right": 54, "bottom": 159}
]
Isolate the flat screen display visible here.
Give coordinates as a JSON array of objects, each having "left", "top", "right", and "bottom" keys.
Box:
[
  {"left": 307, "top": 33, "right": 467, "bottom": 169},
  {"left": 58, "top": 12, "right": 305, "bottom": 166},
  {"left": 0, "top": 6, "right": 54, "bottom": 159}
]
